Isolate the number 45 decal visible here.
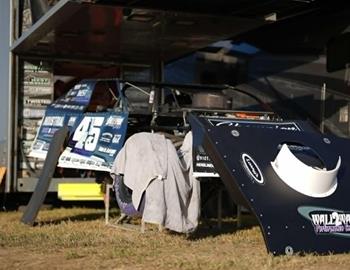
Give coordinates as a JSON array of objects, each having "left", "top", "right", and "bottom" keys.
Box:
[{"left": 72, "top": 116, "right": 104, "bottom": 151}]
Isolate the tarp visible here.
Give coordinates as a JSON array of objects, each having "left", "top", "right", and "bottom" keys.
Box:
[{"left": 111, "top": 132, "right": 200, "bottom": 233}]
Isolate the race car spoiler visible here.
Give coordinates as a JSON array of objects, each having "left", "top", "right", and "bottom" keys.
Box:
[{"left": 189, "top": 114, "right": 350, "bottom": 255}]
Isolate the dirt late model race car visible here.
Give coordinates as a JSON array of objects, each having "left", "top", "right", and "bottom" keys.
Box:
[
  {"left": 29, "top": 78, "right": 276, "bottom": 172},
  {"left": 27, "top": 78, "right": 350, "bottom": 255}
]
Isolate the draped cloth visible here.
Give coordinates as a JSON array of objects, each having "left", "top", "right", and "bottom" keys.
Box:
[{"left": 111, "top": 132, "right": 200, "bottom": 233}]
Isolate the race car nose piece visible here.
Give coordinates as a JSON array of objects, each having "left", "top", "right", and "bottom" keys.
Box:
[{"left": 271, "top": 144, "right": 340, "bottom": 198}]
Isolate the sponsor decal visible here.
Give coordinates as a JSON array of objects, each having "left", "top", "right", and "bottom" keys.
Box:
[
  {"left": 195, "top": 153, "right": 215, "bottom": 168},
  {"left": 100, "top": 132, "right": 113, "bottom": 143},
  {"left": 30, "top": 139, "right": 50, "bottom": 159},
  {"left": 31, "top": 140, "right": 45, "bottom": 150},
  {"left": 193, "top": 146, "right": 219, "bottom": 178},
  {"left": 23, "top": 126, "right": 40, "bottom": 134},
  {"left": 51, "top": 104, "right": 85, "bottom": 111},
  {"left": 20, "top": 161, "right": 44, "bottom": 170},
  {"left": 278, "top": 144, "right": 311, "bottom": 152},
  {"left": 77, "top": 89, "right": 89, "bottom": 97},
  {"left": 23, "top": 98, "right": 52, "bottom": 106},
  {"left": 23, "top": 134, "right": 35, "bottom": 141},
  {"left": 193, "top": 172, "right": 219, "bottom": 178},
  {"left": 241, "top": 153, "right": 264, "bottom": 184},
  {"left": 98, "top": 146, "right": 117, "bottom": 156},
  {"left": 196, "top": 162, "right": 215, "bottom": 168},
  {"left": 22, "top": 86, "right": 53, "bottom": 96},
  {"left": 41, "top": 127, "right": 60, "bottom": 136},
  {"left": 196, "top": 154, "right": 212, "bottom": 162},
  {"left": 106, "top": 116, "right": 124, "bottom": 128},
  {"left": 23, "top": 130, "right": 36, "bottom": 141},
  {"left": 43, "top": 116, "right": 64, "bottom": 127},
  {"left": 23, "top": 76, "right": 51, "bottom": 86},
  {"left": 22, "top": 108, "right": 46, "bottom": 118},
  {"left": 298, "top": 206, "right": 350, "bottom": 237},
  {"left": 68, "top": 116, "right": 77, "bottom": 127},
  {"left": 208, "top": 119, "right": 301, "bottom": 131},
  {"left": 58, "top": 151, "right": 111, "bottom": 171},
  {"left": 112, "top": 134, "right": 122, "bottom": 144}
]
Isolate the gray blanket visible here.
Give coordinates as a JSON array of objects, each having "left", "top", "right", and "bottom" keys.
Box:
[{"left": 111, "top": 132, "right": 200, "bottom": 233}]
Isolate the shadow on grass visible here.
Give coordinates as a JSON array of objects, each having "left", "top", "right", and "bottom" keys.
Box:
[
  {"left": 25, "top": 200, "right": 120, "bottom": 226},
  {"left": 32, "top": 207, "right": 120, "bottom": 227},
  {"left": 187, "top": 214, "right": 259, "bottom": 240},
  {"left": 33, "top": 212, "right": 105, "bottom": 226},
  {"left": 29, "top": 202, "right": 258, "bottom": 241}
]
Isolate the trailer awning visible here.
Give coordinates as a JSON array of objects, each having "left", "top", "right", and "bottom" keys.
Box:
[{"left": 11, "top": 0, "right": 318, "bottom": 65}]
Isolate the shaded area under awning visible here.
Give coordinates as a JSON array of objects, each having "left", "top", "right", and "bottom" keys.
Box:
[{"left": 11, "top": 0, "right": 318, "bottom": 65}]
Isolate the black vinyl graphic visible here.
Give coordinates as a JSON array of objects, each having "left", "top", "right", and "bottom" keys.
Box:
[{"left": 190, "top": 115, "right": 350, "bottom": 255}]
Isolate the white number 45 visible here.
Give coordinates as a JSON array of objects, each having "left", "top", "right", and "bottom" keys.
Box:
[{"left": 72, "top": 116, "right": 104, "bottom": 151}]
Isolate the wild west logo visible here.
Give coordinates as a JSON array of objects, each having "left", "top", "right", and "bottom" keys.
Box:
[{"left": 298, "top": 206, "right": 350, "bottom": 237}]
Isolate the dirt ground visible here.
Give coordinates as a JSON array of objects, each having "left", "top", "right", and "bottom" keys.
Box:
[{"left": 1, "top": 207, "right": 350, "bottom": 270}]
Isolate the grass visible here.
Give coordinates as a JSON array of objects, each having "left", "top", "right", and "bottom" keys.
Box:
[{"left": 0, "top": 207, "right": 350, "bottom": 270}]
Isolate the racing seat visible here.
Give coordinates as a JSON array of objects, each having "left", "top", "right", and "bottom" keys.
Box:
[
  {"left": 113, "top": 174, "right": 142, "bottom": 218},
  {"left": 105, "top": 175, "right": 152, "bottom": 231}
]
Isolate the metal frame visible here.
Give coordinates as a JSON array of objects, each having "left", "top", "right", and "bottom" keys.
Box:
[
  {"left": 0, "top": 1, "right": 13, "bottom": 193},
  {"left": 17, "top": 177, "right": 97, "bottom": 192},
  {"left": 11, "top": 0, "right": 81, "bottom": 54}
]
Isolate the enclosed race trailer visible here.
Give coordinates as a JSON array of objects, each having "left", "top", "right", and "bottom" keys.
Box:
[
  {"left": 1, "top": 0, "right": 270, "bottom": 195},
  {"left": 1, "top": 0, "right": 350, "bottom": 200}
]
